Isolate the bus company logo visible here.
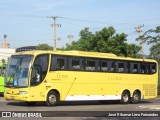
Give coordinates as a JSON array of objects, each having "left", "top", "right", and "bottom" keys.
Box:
[{"left": 2, "top": 112, "right": 12, "bottom": 117}]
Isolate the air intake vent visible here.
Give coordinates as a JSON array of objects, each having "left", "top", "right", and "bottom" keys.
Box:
[{"left": 143, "top": 84, "right": 156, "bottom": 96}]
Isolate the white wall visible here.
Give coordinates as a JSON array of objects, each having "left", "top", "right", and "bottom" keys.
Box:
[{"left": 0, "top": 48, "right": 15, "bottom": 60}]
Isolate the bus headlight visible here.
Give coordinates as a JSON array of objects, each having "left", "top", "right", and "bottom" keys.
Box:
[
  {"left": 4, "top": 90, "right": 9, "bottom": 94},
  {"left": 19, "top": 91, "right": 28, "bottom": 95}
]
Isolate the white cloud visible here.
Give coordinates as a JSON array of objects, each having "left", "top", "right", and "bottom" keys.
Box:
[{"left": 33, "top": 2, "right": 65, "bottom": 11}]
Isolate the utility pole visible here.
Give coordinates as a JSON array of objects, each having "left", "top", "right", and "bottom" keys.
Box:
[
  {"left": 48, "top": 16, "right": 62, "bottom": 51},
  {"left": 135, "top": 25, "right": 144, "bottom": 58}
]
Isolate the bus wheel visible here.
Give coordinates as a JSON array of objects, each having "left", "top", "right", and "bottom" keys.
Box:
[
  {"left": 26, "top": 102, "right": 36, "bottom": 106},
  {"left": 131, "top": 91, "right": 140, "bottom": 104},
  {"left": 121, "top": 91, "right": 130, "bottom": 104},
  {"left": 46, "top": 91, "right": 59, "bottom": 106}
]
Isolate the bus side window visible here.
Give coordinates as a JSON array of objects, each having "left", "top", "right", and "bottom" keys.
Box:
[
  {"left": 56, "top": 58, "right": 65, "bottom": 70},
  {"left": 151, "top": 64, "right": 156, "bottom": 74},
  {"left": 131, "top": 63, "right": 138, "bottom": 73},
  {"left": 111, "top": 62, "right": 115, "bottom": 72},
  {"left": 117, "top": 62, "right": 125, "bottom": 73},
  {"left": 101, "top": 61, "right": 108, "bottom": 72},
  {"left": 84, "top": 60, "right": 95, "bottom": 71},
  {"left": 145, "top": 64, "right": 150, "bottom": 74},
  {"left": 71, "top": 59, "right": 80, "bottom": 70},
  {"left": 141, "top": 63, "right": 150, "bottom": 74}
]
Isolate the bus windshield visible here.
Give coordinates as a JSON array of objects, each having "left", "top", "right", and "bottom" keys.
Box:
[{"left": 5, "top": 55, "right": 33, "bottom": 88}]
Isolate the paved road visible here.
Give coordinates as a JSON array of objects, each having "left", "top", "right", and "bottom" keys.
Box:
[{"left": 0, "top": 96, "right": 160, "bottom": 120}]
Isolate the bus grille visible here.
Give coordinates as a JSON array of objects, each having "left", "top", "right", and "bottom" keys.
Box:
[{"left": 143, "top": 84, "right": 156, "bottom": 96}]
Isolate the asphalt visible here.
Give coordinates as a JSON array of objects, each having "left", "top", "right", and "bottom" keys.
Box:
[{"left": 137, "top": 96, "right": 160, "bottom": 110}]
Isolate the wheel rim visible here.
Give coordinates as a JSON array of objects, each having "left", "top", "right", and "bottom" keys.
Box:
[
  {"left": 123, "top": 94, "right": 129, "bottom": 102},
  {"left": 49, "top": 94, "right": 57, "bottom": 104}
]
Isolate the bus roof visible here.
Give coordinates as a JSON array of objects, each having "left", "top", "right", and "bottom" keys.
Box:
[{"left": 12, "top": 50, "right": 157, "bottom": 63}]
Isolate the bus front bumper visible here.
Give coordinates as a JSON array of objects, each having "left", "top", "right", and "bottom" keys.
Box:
[{"left": 4, "top": 93, "right": 30, "bottom": 102}]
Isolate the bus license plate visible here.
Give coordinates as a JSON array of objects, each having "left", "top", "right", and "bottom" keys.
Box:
[{"left": 10, "top": 96, "right": 15, "bottom": 100}]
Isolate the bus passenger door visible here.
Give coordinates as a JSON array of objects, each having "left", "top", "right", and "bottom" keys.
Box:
[{"left": 29, "top": 54, "right": 49, "bottom": 101}]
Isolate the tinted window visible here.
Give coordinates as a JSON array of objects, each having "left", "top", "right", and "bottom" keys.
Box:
[
  {"left": 83, "top": 60, "right": 95, "bottom": 71},
  {"left": 111, "top": 62, "right": 115, "bottom": 72},
  {"left": 133, "top": 63, "right": 138, "bottom": 73},
  {"left": 49, "top": 55, "right": 157, "bottom": 75},
  {"left": 71, "top": 59, "right": 81, "bottom": 70},
  {"left": 31, "top": 54, "right": 49, "bottom": 86},
  {"left": 151, "top": 64, "right": 156, "bottom": 74},
  {"left": 34, "top": 55, "right": 49, "bottom": 72},
  {"left": 141, "top": 63, "right": 150, "bottom": 74},
  {"left": 50, "top": 55, "right": 68, "bottom": 71},
  {"left": 56, "top": 58, "right": 65, "bottom": 70},
  {"left": 117, "top": 62, "right": 125, "bottom": 72},
  {"left": 101, "top": 61, "right": 108, "bottom": 72}
]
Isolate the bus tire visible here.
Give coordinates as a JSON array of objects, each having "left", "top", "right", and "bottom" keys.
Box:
[
  {"left": 131, "top": 91, "right": 140, "bottom": 104},
  {"left": 120, "top": 91, "right": 130, "bottom": 104},
  {"left": 46, "top": 91, "right": 59, "bottom": 106}
]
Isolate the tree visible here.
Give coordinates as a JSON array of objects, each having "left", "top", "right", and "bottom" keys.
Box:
[
  {"left": 36, "top": 44, "right": 53, "bottom": 50},
  {"left": 66, "top": 27, "right": 141, "bottom": 57},
  {"left": 140, "top": 26, "right": 160, "bottom": 94},
  {"left": 140, "top": 26, "right": 160, "bottom": 61},
  {"left": 140, "top": 26, "right": 160, "bottom": 44},
  {"left": 66, "top": 28, "right": 93, "bottom": 51},
  {"left": 149, "top": 43, "right": 160, "bottom": 60},
  {"left": 126, "top": 44, "right": 141, "bottom": 58}
]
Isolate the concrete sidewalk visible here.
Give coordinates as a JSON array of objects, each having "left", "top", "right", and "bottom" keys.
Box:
[
  {"left": 139, "top": 105, "right": 160, "bottom": 110},
  {"left": 138, "top": 95, "right": 160, "bottom": 110}
]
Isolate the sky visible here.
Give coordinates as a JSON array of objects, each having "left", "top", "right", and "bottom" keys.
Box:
[{"left": 0, "top": 0, "right": 160, "bottom": 54}]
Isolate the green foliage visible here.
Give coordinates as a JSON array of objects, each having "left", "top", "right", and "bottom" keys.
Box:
[
  {"left": 66, "top": 27, "right": 141, "bottom": 57},
  {"left": 66, "top": 28, "right": 93, "bottom": 51},
  {"left": 140, "top": 26, "right": 160, "bottom": 44},
  {"left": 149, "top": 43, "right": 160, "bottom": 60},
  {"left": 36, "top": 44, "right": 53, "bottom": 50},
  {"left": 2, "top": 59, "right": 5, "bottom": 64},
  {"left": 57, "top": 47, "right": 66, "bottom": 51},
  {"left": 139, "top": 26, "right": 160, "bottom": 61},
  {"left": 126, "top": 44, "right": 141, "bottom": 58},
  {"left": 140, "top": 26, "right": 160, "bottom": 94}
]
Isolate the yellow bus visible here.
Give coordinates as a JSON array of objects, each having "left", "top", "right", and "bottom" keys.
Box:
[{"left": 4, "top": 50, "right": 158, "bottom": 106}]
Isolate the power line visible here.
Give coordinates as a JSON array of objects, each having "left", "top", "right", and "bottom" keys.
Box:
[
  {"left": 0, "top": 13, "right": 46, "bottom": 18},
  {"left": 62, "top": 17, "right": 160, "bottom": 26},
  {"left": 0, "top": 13, "right": 160, "bottom": 28},
  {"left": 0, "top": 13, "right": 160, "bottom": 25},
  {"left": 62, "top": 17, "right": 109, "bottom": 24}
]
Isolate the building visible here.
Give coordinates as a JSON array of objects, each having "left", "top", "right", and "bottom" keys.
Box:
[{"left": 0, "top": 48, "right": 15, "bottom": 61}]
